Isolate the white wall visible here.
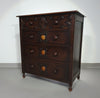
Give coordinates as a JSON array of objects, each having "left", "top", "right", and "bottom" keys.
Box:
[{"left": 0, "top": 0, "right": 100, "bottom": 63}]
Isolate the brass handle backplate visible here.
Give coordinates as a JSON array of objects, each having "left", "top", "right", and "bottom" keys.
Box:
[
  {"left": 41, "top": 50, "right": 46, "bottom": 55},
  {"left": 41, "top": 66, "right": 46, "bottom": 71},
  {"left": 41, "top": 35, "right": 46, "bottom": 40}
]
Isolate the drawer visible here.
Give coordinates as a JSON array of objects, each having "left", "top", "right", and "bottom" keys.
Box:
[
  {"left": 22, "top": 45, "right": 71, "bottom": 62},
  {"left": 20, "top": 14, "right": 72, "bottom": 31},
  {"left": 22, "top": 30, "right": 71, "bottom": 45},
  {"left": 23, "top": 60, "right": 68, "bottom": 82},
  {"left": 47, "top": 31, "right": 71, "bottom": 45},
  {"left": 22, "top": 30, "right": 40, "bottom": 43},
  {"left": 49, "top": 14, "right": 72, "bottom": 30},
  {"left": 20, "top": 16, "right": 41, "bottom": 30},
  {"left": 20, "top": 16, "right": 51, "bottom": 30}
]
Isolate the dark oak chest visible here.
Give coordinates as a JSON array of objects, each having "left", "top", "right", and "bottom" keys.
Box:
[{"left": 17, "top": 11, "right": 84, "bottom": 91}]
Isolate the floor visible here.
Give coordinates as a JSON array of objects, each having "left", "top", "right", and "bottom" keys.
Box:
[{"left": 0, "top": 67, "right": 100, "bottom": 98}]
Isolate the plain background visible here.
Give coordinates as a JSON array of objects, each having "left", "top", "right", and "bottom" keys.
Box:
[{"left": 0, "top": 0, "right": 100, "bottom": 64}]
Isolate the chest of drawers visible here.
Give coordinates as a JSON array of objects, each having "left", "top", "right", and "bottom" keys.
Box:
[{"left": 17, "top": 11, "right": 84, "bottom": 91}]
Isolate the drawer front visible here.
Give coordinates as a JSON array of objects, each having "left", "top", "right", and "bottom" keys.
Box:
[
  {"left": 20, "top": 14, "right": 72, "bottom": 31},
  {"left": 49, "top": 14, "right": 72, "bottom": 30},
  {"left": 22, "top": 30, "right": 39, "bottom": 43},
  {"left": 20, "top": 16, "right": 41, "bottom": 30},
  {"left": 22, "top": 45, "right": 70, "bottom": 62},
  {"left": 23, "top": 60, "right": 68, "bottom": 82},
  {"left": 22, "top": 30, "right": 71, "bottom": 45},
  {"left": 47, "top": 31, "right": 71, "bottom": 44}
]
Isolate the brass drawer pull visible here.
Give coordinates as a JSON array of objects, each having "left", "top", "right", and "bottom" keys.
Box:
[
  {"left": 41, "top": 35, "right": 46, "bottom": 40},
  {"left": 41, "top": 66, "right": 46, "bottom": 71},
  {"left": 41, "top": 50, "right": 46, "bottom": 55}
]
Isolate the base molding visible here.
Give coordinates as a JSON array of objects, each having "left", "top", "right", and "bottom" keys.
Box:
[
  {"left": 0, "top": 63, "right": 100, "bottom": 68},
  {"left": 0, "top": 63, "right": 21, "bottom": 68},
  {"left": 81, "top": 63, "right": 100, "bottom": 69}
]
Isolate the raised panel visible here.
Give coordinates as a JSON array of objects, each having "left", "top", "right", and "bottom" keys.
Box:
[{"left": 73, "top": 19, "right": 83, "bottom": 77}]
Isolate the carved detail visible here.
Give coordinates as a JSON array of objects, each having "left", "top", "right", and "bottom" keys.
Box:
[
  {"left": 30, "top": 49, "right": 34, "bottom": 53},
  {"left": 61, "top": 16, "right": 64, "bottom": 19},
  {"left": 29, "top": 35, "right": 34, "bottom": 39},
  {"left": 31, "top": 65, "right": 34, "bottom": 68},
  {"left": 54, "top": 35, "right": 58, "bottom": 40},
  {"left": 54, "top": 52, "right": 58, "bottom": 56},
  {"left": 54, "top": 69, "right": 57, "bottom": 74}
]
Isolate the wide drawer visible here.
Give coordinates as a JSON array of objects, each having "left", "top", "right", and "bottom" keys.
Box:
[
  {"left": 22, "top": 45, "right": 71, "bottom": 62},
  {"left": 23, "top": 59, "right": 68, "bottom": 82},
  {"left": 21, "top": 30, "right": 71, "bottom": 45},
  {"left": 20, "top": 13, "right": 72, "bottom": 31}
]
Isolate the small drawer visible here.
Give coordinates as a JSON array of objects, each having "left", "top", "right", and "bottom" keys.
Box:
[
  {"left": 45, "top": 46, "right": 70, "bottom": 61},
  {"left": 23, "top": 62, "right": 40, "bottom": 75},
  {"left": 22, "top": 31, "right": 40, "bottom": 43},
  {"left": 22, "top": 31, "right": 48, "bottom": 44},
  {"left": 47, "top": 31, "right": 71, "bottom": 45},
  {"left": 51, "top": 14, "right": 72, "bottom": 30},
  {"left": 20, "top": 16, "right": 41, "bottom": 30},
  {"left": 22, "top": 45, "right": 39, "bottom": 58}
]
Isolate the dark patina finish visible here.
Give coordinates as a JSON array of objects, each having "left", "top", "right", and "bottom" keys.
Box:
[{"left": 17, "top": 10, "right": 84, "bottom": 91}]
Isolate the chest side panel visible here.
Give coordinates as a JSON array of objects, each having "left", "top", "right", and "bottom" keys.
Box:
[{"left": 73, "top": 14, "right": 84, "bottom": 80}]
